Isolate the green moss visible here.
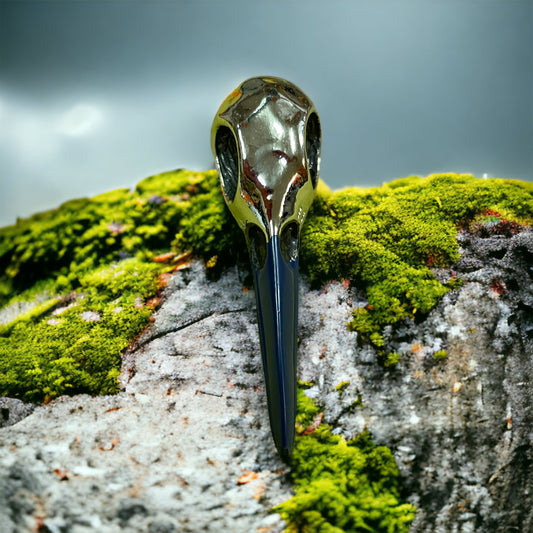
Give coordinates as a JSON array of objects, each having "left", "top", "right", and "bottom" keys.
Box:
[
  {"left": 334, "top": 380, "right": 350, "bottom": 397},
  {"left": 433, "top": 349, "right": 448, "bottom": 361},
  {"left": 275, "top": 390, "right": 416, "bottom": 532},
  {"left": 0, "top": 258, "right": 162, "bottom": 402},
  {"left": 351, "top": 394, "right": 364, "bottom": 410},
  {"left": 0, "top": 169, "right": 242, "bottom": 309},
  {"left": 383, "top": 352, "right": 401, "bottom": 368},
  {"left": 0, "top": 168, "right": 246, "bottom": 402},
  {"left": 445, "top": 277, "right": 464, "bottom": 291},
  {"left": 0, "top": 297, "right": 60, "bottom": 337},
  {"left": 301, "top": 173, "right": 533, "bottom": 347}
]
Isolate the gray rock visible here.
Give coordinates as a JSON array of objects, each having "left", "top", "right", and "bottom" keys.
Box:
[
  {"left": 0, "top": 229, "right": 531, "bottom": 532},
  {"left": 0, "top": 292, "right": 53, "bottom": 326},
  {"left": 0, "top": 262, "right": 290, "bottom": 533},
  {"left": 0, "top": 397, "right": 35, "bottom": 428}
]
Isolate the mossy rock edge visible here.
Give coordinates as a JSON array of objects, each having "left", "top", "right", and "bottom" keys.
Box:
[
  {"left": 1, "top": 170, "right": 531, "bottom": 532},
  {"left": 1, "top": 169, "right": 531, "bottom": 401}
]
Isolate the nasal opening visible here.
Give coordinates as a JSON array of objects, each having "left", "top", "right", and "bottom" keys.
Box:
[
  {"left": 279, "top": 222, "right": 299, "bottom": 263},
  {"left": 247, "top": 224, "right": 267, "bottom": 270}
]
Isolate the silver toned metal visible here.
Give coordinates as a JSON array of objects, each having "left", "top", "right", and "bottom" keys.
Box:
[
  {"left": 211, "top": 76, "right": 321, "bottom": 460},
  {"left": 211, "top": 76, "right": 320, "bottom": 243}
]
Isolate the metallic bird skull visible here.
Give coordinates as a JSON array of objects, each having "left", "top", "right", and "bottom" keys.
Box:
[{"left": 211, "top": 76, "right": 321, "bottom": 459}]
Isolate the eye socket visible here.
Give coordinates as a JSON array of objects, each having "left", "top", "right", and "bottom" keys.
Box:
[
  {"left": 305, "top": 112, "right": 321, "bottom": 189},
  {"left": 280, "top": 222, "right": 299, "bottom": 263},
  {"left": 215, "top": 125, "right": 239, "bottom": 202},
  {"left": 247, "top": 225, "right": 267, "bottom": 270}
]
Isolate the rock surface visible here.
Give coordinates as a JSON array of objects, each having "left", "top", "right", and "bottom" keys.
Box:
[
  {"left": 0, "top": 263, "right": 291, "bottom": 533},
  {"left": 299, "top": 227, "right": 533, "bottom": 533},
  {"left": 0, "top": 228, "right": 532, "bottom": 533},
  {"left": 0, "top": 397, "right": 35, "bottom": 428}
]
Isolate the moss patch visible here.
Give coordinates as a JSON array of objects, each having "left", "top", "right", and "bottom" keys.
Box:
[
  {"left": 433, "top": 349, "right": 448, "bottom": 362},
  {"left": 0, "top": 259, "right": 163, "bottom": 402},
  {"left": 275, "top": 390, "right": 416, "bottom": 532},
  {"left": 301, "top": 173, "right": 533, "bottom": 350},
  {"left": 0, "top": 169, "right": 244, "bottom": 401},
  {"left": 383, "top": 352, "right": 401, "bottom": 369},
  {"left": 334, "top": 380, "right": 350, "bottom": 397},
  {"left": 0, "top": 169, "right": 243, "bottom": 308}
]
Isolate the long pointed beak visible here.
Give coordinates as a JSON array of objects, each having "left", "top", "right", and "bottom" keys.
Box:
[{"left": 250, "top": 235, "right": 298, "bottom": 461}]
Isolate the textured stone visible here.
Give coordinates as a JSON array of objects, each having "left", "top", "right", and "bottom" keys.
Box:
[
  {"left": 0, "top": 263, "right": 290, "bottom": 533},
  {"left": 0, "top": 397, "right": 36, "bottom": 428},
  {"left": 0, "top": 229, "right": 532, "bottom": 532}
]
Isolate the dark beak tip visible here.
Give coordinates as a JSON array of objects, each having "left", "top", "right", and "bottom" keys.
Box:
[{"left": 277, "top": 446, "right": 293, "bottom": 464}]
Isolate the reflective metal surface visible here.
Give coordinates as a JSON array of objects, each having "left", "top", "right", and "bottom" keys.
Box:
[{"left": 211, "top": 76, "right": 321, "bottom": 460}]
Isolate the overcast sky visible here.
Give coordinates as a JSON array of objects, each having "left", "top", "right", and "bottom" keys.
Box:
[{"left": 0, "top": 0, "right": 532, "bottom": 227}]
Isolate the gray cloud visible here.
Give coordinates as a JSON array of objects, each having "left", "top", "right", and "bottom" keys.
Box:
[{"left": 0, "top": 0, "right": 531, "bottom": 227}]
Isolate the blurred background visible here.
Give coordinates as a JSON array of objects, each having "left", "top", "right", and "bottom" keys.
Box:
[{"left": 0, "top": 0, "right": 531, "bottom": 227}]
